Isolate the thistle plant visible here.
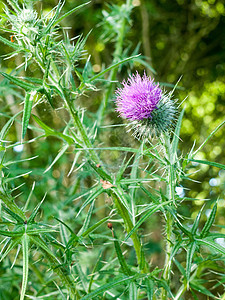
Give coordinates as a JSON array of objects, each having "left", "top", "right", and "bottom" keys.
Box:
[{"left": 0, "top": 1, "right": 225, "bottom": 300}]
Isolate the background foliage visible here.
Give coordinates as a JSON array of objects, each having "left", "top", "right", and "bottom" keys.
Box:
[{"left": 0, "top": 0, "right": 225, "bottom": 299}]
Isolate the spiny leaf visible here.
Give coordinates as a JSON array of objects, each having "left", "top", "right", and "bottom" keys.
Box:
[
  {"left": 171, "top": 108, "right": 184, "bottom": 164},
  {"left": 191, "top": 119, "right": 225, "bottom": 158},
  {"left": 189, "top": 159, "right": 225, "bottom": 171},
  {"left": 201, "top": 202, "right": 217, "bottom": 238},
  {"left": 2, "top": 205, "right": 25, "bottom": 224},
  {"left": 32, "top": 115, "right": 74, "bottom": 145},
  {"left": 124, "top": 201, "right": 173, "bottom": 241},
  {"left": 196, "top": 237, "right": 225, "bottom": 256},
  {"left": 113, "top": 230, "right": 132, "bottom": 276},
  {"left": 191, "top": 206, "right": 204, "bottom": 235},
  {"left": 76, "top": 186, "right": 104, "bottom": 217},
  {"left": 88, "top": 55, "right": 140, "bottom": 83},
  {"left": 27, "top": 197, "right": 45, "bottom": 224},
  {"left": 0, "top": 72, "right": 38, "bottom": 91},
  {"left": 53, "top": 1, "right": 91, "bottom": 26},
  {"left": 22, "top": 91, "right": 38, "bottom": 139},
  {"left": 0, "top": 191, "right": 26, "bottom": 221},
  {"left": 20, "top": 234, "right": 29, "bottom": 300},
  {"left": 0, "top": 237, "right": 22, "bottom": 262},
  {"left": 78, "top": 200, "right": 95, "bottom": 236},
  {"left": 186, "top": 242, "right": 197, "bottom": 287},
  {"left": 81, "top": 275, "right": 139, "bottom": 300},
  {"left": 81, "top": 216, "right": 110, "bottom": 237},
  {"left": 0, "top": 35, "right": 21, "bottom": 50}
]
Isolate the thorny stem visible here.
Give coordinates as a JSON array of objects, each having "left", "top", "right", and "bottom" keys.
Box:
[
  {"left": 161, "top": 135, "right": 176, "bottom": 300},
  {"left": 64, "top": 91, "right": 149, "bottom": 273}
]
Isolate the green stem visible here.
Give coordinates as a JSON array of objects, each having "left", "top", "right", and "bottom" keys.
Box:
[
  {"left": 62, "top": 90, "right": 148, "bottom": 273},
  {"left": 161, "top": 135, "right": 175, "bottom": 299},
  {"left": 112, "top": 193, "right": 149, "bottom": 273}
]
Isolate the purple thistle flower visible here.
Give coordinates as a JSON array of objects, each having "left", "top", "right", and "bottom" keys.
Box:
[
  {"left": 115, "top": 72, "right": 162, "bottom": 121},
  {"left": 115, "top": 72, "right": 178, "bottom": 138}
]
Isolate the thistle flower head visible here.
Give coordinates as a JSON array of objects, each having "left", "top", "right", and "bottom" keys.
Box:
[{"left": 115, "top": 72, "right": 177, "bottom": 139}]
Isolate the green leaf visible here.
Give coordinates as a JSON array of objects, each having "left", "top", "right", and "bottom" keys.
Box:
[
  {"left": 88, "top": 251, "right": 102, "bottom": 293},
  {"left": 0, "top": 192, "right": 26, "bottom": 221},
  {"left": 81, "top": 275, "right": 138, "bottom": 300},
  {"left": 0, "top": 35, "right": 21, "bottom": 50},
  {"left": 0, "top": 72, "right": 38, "bottom": 91},
  {"left": 81, "top": 216, "right": 110, "bottom": 237},
  {"left": 78, "top": 200, "right": 95, "bottom": 236},
  {"left": 0, "top": 237, "right": 22, "bottom": 262},
  {"left": 44, "top": 144, "right": 69, "bottom": 173},
  {"left": 171, "top": 108, "right": 184, "bottom": 164},
  {"left": 190, "top": 280, "right": 217, "bottom": 298},
  {"left": 113, "top": 231, "right": 132, "bottom": 276},
  {"left": 186, "top": 242, "right": 197, "bottom": 286},
  {"left": 53, "top": 1, "right": 91, "bottom": 26},
  {"left": 20, "top": 234, "right": 29, "bottom": 300},
  {"left": 201, "top": 202, "right": 217, "bottom": 238},
  {"left": 196, "top": 237, "right": 225, "bottom": 256},
  {"left": 189, "top": 159, "right": 225, "bottom": 171},
  {"left": 124, "top": 201, "right": 173, "bottom": 241},
  {"left": 22, "top": 91, "right": 38, "bottom": 139},
  {"left": 43, "top": 1, "right": 63, "bottom": 34},
  {"left": 129, "top": 282, "right": 137, "bottom": 300},
  {"left": 191, "top": 119, "right": 225, "bottom": 158},
  {"left": 145, "top": 278, "right": 154, "bottom": 300},
  {"left": 0, "top": 229, "right": 24, "bottom": 237},
  {"left": 88, "top": 55, "right": 140, "bottom": 83},
  {"left": 2, "top": 205, "right": 25, "bottom": 224},
  {"left": 191, "top": 206, "right": 204, "bottom": 235},
  {"left": 76, "top": 186, "right": 104, "bottom": 217},
  {"left": 27, "top": 197, "right": 45, "bottom": 224},
  {"left": 32, "top": 115, "right": 74, "bottom": 145}
]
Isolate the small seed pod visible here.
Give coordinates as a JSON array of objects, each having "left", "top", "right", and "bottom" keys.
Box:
[{"left": 107, "top": 222, "right": 113, "bottom": 230}]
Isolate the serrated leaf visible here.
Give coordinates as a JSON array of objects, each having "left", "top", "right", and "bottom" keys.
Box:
[
  {"left": 20, "top": 234, "right": 29, "bottom": 300},
  {"left": 201, "top": 203, "right": 217, "bottom": 238},
  {"left": 0, "top": 72, "right": 38, "bottom": 91}
]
